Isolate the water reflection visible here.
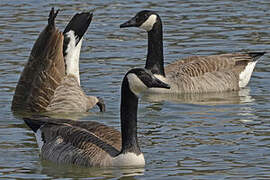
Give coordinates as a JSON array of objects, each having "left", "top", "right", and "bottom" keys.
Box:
[
  {"left": 40, "top": 160, "right": 144, "bottom": 179},
  {"left": 12, "top": 108, "right": 100, "bottom": 121},
  {"left": 142, "top": 88, "right": 254, "bottom": 105}
]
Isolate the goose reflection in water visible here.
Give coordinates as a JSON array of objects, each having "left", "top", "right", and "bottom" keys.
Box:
[{"left": 142, "top": 88, "right": 254, "bottom": 106}]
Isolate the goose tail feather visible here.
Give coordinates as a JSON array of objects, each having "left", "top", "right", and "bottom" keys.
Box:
[{"left": 248, "top": 52, "right": 266, "bottom": 61}]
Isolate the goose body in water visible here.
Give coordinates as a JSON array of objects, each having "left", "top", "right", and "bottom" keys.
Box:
[
  {"left": 24, "top": 68, "right": 170, "bottom": 167},
  {"left": 120, "top": 10, "right": 265, "bottom": 94},
  {"left": 12, "top": 8, "right": 105, "bottom": 113}
]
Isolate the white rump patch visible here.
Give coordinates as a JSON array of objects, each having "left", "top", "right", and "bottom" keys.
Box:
[
  {"left": 64, "top": 30, "right": 82, "bottom": 85},
  {"left": 112, "top": 152, "right": 145, "bottom": 167},
  {"left": 139, "top": 14, "right": 157, "bottom": 31},
  {"left": 34, "top": 129, "right": 44, "bottom": 152},
  {"left": 239, "top": 61, "right": 257, "bottom": 88},
  {"left": 127, "top": 73, "right": 148, "bottom": 96}
]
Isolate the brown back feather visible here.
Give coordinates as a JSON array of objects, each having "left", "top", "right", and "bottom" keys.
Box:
[
  {"left": 165, "top": 53, "right": 254, "bottom": 77},
  {"left": 37, "top": 119, "right": 121, "bottom": 167}
]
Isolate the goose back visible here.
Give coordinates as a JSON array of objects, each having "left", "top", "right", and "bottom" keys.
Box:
[{"left": 25, "top": 118, "right": 121, "bottom": 167}]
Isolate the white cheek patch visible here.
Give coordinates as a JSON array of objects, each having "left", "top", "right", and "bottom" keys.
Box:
[
  {"left": 139, "top": 14, "right": 157, "bottom": 31},
  {"left": 127, "top": 73, "right": 148, "bottom": 96},
  {"left": 239, "top": 61, "right": 257, "bottom": 88}
]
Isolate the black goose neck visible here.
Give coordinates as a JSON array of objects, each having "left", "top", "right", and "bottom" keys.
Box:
[
  {"left": 120, "top": 77, "right": 141, "bottom": 155},
  {"left": 145, "top": 16, "right": 165, "bottom": 77}
]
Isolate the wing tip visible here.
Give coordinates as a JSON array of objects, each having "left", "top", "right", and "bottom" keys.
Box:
[
  {"left": 248, "top": 52, "right": 266, "bottom": 61},
  {"left": 24, "top": 118, "right": 45, "bottom": 133}
]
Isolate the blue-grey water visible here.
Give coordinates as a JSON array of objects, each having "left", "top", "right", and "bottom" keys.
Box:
[{"left": 1, "top": 0, "right": 270, "bottom": 179}]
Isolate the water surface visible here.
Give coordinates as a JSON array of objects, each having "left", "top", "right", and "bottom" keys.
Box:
[{"left": 1, "top": 0, "right": 270, "bottom": 179}]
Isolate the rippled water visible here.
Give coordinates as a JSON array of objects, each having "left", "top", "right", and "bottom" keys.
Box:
[{"left": 1, "top": 0, "right": 270, "bottom": 179}]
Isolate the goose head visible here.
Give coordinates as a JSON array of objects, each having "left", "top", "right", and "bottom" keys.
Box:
[
  {"left": 125, "top": 68, "right": 170, "bottom": 97},
  {"left": 120, "top": 10, "right": 159, "bottom": 32}
]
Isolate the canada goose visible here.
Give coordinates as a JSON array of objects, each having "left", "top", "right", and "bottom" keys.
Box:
[
  {"left": 120, "top": 10, "right": 265, "bottom": 94},
  {"left": 12, "top": 8, "right": 105, "bottom": 113},
  {"left": 23, "top": 68, "right": 170, "bottom": 167}
]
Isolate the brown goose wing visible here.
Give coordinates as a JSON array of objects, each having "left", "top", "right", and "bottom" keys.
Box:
[
  {"left": 12, "top": 8, "right": 65, "bottom": 112},
  {"left": 24, "top": 117, "right": 121, "bottom": 167},
  {"left": 165, "top": 53, "right": 264, "bottom": 76}
]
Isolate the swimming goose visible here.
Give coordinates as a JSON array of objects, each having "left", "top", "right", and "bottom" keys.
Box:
[
  {"left": 12, "top": 8, "right": 105, "bottom": 113},
  {"left": 120, "top": 10, "right": 265, "bottom": 94},
  {"left": 24, "top": 68, "right": 170, "bottom": 167}
]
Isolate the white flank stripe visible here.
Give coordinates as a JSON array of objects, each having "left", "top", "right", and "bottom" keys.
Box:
[
  {"left": 139, "top": 14, "right": 157, "bottom": 31},
  {"left": 112, "top": 152, "right": 145, "bottom": 167},
  {"left": 34, "top": 129, "right": 44, "bottom": 152},
  {"left": 239, "top": 61, "right": 257, "bottom": 88},
  {"left": 64, "top": 30, "right": 82, "bottom": 85}
]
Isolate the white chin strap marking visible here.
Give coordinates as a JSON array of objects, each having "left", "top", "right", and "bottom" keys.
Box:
[
  {"left": 139, "top": 14, "right": 157, "bottom": 31},
  {"left": 127, "top": 73, "right": 148, "bottom": 96}
]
